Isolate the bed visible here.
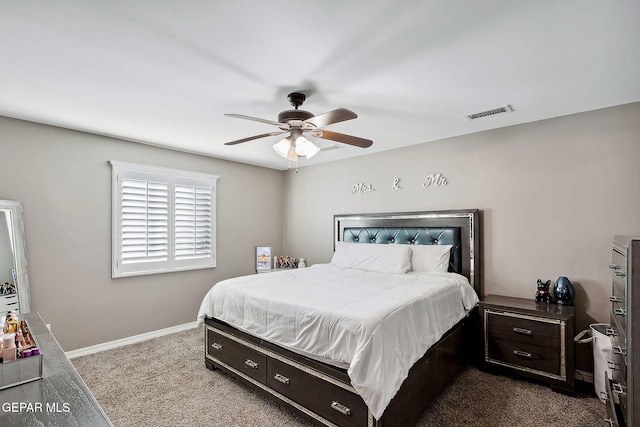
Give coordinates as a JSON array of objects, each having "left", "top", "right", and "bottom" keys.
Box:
[{"left": 198, "top": 209, "right": 482, "bottom": 426}]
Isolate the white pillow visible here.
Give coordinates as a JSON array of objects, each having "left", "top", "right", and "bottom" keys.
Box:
[
  {"left": 331, "top": 241, "right": 411, "bottom": 274},
  {"left": 410, "top": 244, "right": 453, "bottom": 273}
]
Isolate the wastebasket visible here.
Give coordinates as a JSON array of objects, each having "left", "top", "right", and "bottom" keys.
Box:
[{"left": 574, "top": 323, "right": 613, "bottom": 402}]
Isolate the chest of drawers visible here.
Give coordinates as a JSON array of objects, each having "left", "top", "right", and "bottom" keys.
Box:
[
  {"left": 605, "top": 236, "right": 640, "bottom": 427},
  {"left": 481, "top": 294, "right": 574, "bottom": 393}
]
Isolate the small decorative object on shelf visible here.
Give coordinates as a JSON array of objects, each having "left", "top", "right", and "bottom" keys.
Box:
[
  {"left": 553, "top": 276, "right": 575, "bottom": 305},
  {"left": 534, "top": 279, "right": 552, "bottom": 303},
  {"left": 276, "top": 256, "right": 298, "bottom": 269},
  {"left": 298, "top": 258, "right": 306, "bottom": 268},
  {"left": 255, "top": 246, "right": 272, "bottom": 272}
]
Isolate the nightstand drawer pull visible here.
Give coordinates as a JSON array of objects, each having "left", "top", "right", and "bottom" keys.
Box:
[
  {"left": 609, "top": 296, "right": 622, "bottom": 303},
  {"left": 608, "top": 263, "right": 619, "bottom": 270},
  {"left": 605, "top": 327, "right": 617, "bottom": 337},
  {"left": 274, "top": 373, "right": 290, "bottom": 385},
  {"left": 244, "top": 359, "right": 259, "bottom": 369},
  {"left": 614, "top": 308, "right": 626, "bottom": 316},
  {"left": 607, "top": 361, "right": 619, "bottom": 370},
  {"left": 513, "top": 350, "right": 533, "bottom": 359},
  {"left": 513, "top": 327, "right": 533, "bottom": 336},
  {"left": 614, "top": 271, "right": 626, "bottom": 277},
  {"left": 211, "top": 342, "right": 223, "bottom": 350},
  {"left": 331, "top": 401, "right": 351, "bottom": 416}
]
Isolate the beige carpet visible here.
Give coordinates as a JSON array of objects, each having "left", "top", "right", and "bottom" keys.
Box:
[{"left": 72, "top": 327, "right": 606, "bottom": 426}]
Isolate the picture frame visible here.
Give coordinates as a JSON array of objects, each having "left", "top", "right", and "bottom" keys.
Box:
[{"left": 255, "top": 246, "right": 272, "bottom": 272}]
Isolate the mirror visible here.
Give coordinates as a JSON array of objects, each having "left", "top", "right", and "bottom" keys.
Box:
[{"left": 0, "top": 200, "right": 30, "bottom": 315}]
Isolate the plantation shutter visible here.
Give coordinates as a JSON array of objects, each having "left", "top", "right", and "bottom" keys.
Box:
[
  {"left": 111, "top": 161, "right": 218, "bottom": 278},
  {"left": 174, "top": 184, "right": 212, "bottom": 260},
  {"left": 121, "top": 178, "right": 169, "bottom": 263}
]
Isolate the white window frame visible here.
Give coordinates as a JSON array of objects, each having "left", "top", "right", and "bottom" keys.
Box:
[{"left": 110, "top": 161, "right": 219, "bottom": 278}]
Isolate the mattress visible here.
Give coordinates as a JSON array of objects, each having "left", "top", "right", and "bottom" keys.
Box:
[{"left": 197, "top": 263, "right": 478, "bottom": 419}]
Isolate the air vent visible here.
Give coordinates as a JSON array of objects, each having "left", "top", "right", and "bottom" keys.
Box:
[
  {"left": 465, "top": 105, "right": 513, "bottom": 121},
  {"left": 320, "top": 145, "right": 343, "bottom": 152}
]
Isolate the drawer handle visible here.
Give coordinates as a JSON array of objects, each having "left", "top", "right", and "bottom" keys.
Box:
[
  {"left": 614, "top": 308, "right": 627, "bottom": 316},
  {"left": 609, "top": 296, "right": 622, "bottom": 303},
  {"left": 513, "top": 350, "right": 533, "bottom": 359},
  {"left": 211, "top": 342, "right": 223, "bottom": 350},
  {"left": 612, "top": 382, "right": 626, "bottom": 395},
  {"left": 615, "top": 271, "right": 626, "bottom": 277},
  {"left": 608, "top": 263, "right": 619, "bottom": 270},
  {"left": 613, "top": 346, "right": 627, "bottom": 356},
  {"left": 244, "top": 359, "right": 259, "bottom": 369},
  {"left": 604, "top": 418, "right": 614, "bottom": 427},
  {"left": 274, "top": 373, "right": 290, "bottom": 385},
  {"left": 607, "top": 361, "right": 619, "bottom": 370},
  {"left": 605, "top": 327, "right": 617, "bottom": 337},
  {"left": 331, "top": 401, "right": 351, "bottom": 416},
  {"left": 513, "top": 327, "right": 532, "bottom": 336}
]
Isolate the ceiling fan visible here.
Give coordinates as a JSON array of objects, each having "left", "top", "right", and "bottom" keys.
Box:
[{"left": 224, "top": 92, "right": 373, "bottom": 161}]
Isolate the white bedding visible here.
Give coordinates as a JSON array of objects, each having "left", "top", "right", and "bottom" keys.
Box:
[{"left": 197, "top": 263, "right": 479, "bottom": 419}]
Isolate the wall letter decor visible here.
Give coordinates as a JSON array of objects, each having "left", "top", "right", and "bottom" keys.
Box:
[
  {"left": 350, "top": 182, "right": 375, "bottom": 195},
  {"left": 423, "top": 173, "right": 448, "bottom": 188},
  {"left": 391, "top": 178, "right": 402, "bottom": 191}
]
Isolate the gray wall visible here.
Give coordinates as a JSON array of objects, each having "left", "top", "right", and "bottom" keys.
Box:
[
  {"left": 0, "top": 115, "right": 285, "bottom": 350},
  {"left": 1, "top": 102, "right": 639, "bottom": 362},
  {"left": 282, "top": 102, "right": 640, "bottom": 368}
]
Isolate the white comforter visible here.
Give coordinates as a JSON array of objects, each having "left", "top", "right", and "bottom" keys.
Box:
[{"left": 197, "top": 264, "right": 478, "bottom": 419}]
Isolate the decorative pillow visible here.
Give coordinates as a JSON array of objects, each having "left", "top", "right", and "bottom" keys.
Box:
[
  {"left": 410, "top": 244, "right": 453, "bottom": 273},
  {"left": 330, "top": 241, "right": 411, "bottom": 274}
]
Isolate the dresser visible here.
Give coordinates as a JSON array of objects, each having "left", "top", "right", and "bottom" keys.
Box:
[
  {"left": 606, "top": 236, "right": 640, "bottom": 427},
  {"left": 0, "top": 313, "right": 112, "bottom": 426},
  {"left": 480, "top": 294, "right": 575, "bottom": 393}
]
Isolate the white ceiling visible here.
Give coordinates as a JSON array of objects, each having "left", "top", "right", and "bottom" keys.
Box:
[{"left": 1, "top": 1, "right": 639, "bottom": 170}]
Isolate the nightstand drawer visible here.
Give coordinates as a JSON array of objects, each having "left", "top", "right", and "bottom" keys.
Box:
[
  {"left": 487, "top": 337, "right": 561, "bottom": 376},
  {"left": 486, "top": 310, "right": 560, "bottom": 350},
  {"left": 480, "top": 295, "right": 574, "bottom": 392}
]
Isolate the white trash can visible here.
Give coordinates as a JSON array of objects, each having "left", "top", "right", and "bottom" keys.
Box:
[{"left": 574, "top": 323, "right": 614, "bottom": 402}]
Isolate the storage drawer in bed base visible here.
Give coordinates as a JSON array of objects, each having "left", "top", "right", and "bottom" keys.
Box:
[{"left": 205, "top": 324, "right": 373, "bottom": 427}]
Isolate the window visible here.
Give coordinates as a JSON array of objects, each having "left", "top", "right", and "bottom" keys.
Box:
[{"left": 110, "top": 161, "right": 219, "bottom": 278}]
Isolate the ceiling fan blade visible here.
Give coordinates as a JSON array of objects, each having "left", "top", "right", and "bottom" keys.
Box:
[
  {"left": 224, "top": 131, "right": 287, "bottom": 145},
  {"left": 225, "top": 113, "right": 283, "bottom": 127},
  {"left": 304, "top": 108, "right": 357, "bottom": 128},
  {"left": 312, "top": 130, "right": 373, "bottom": 148}
]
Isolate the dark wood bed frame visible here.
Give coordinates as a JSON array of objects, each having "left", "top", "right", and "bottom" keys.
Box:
[{"left": 204, "top": 209, "right": 482, "bottom": 426}]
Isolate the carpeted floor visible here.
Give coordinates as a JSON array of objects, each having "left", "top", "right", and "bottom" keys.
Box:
[{"left": 71, "top": 327, "right": 606, "bottom": 427}]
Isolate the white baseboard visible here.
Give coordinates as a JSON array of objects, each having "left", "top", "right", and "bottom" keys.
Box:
[
  {"left": 66, "top": 321, "right": 199, "bottom": 359},
  {"left": 574, "top": 369, "right": 594, "bottom": 384}
]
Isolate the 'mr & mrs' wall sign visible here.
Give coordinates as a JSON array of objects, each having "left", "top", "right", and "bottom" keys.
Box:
[{"left": 350, "top": 173, "right": 448, "bottom": 195}]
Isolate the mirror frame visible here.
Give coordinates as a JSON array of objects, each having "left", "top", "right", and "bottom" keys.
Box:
[{"left": 0, "top": 200, "right": 30, "bottom": 313}]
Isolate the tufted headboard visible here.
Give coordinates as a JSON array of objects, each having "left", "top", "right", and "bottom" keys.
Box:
[
  {"left": 334, "top": 209, "right": 482, "bottom": 296},
  {"left": 341, "top": 226, "right": 462, "bottom": 273}
]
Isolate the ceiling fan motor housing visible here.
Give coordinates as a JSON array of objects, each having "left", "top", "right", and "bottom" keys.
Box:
[
  {"left": 278, "top": 109, "right": 314, "bottom": 123},
  {"left": 287, "top": 92, "right": 306, "bottom": 108}
]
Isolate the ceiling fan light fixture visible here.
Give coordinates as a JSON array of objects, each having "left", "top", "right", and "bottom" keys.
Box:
[
  {"left": 273, "top": 137, "right": 292, "bottom": 158},
  {"left": 286, "top": 144, "right": 299, "bottom": 161},
  {"left": 294, "top": 135, "right": 320, "bottom": 159}
]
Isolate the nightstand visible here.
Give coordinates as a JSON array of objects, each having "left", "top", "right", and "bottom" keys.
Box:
[{"left": 480, "top": 294, "right": 575, "bottom": 393}]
